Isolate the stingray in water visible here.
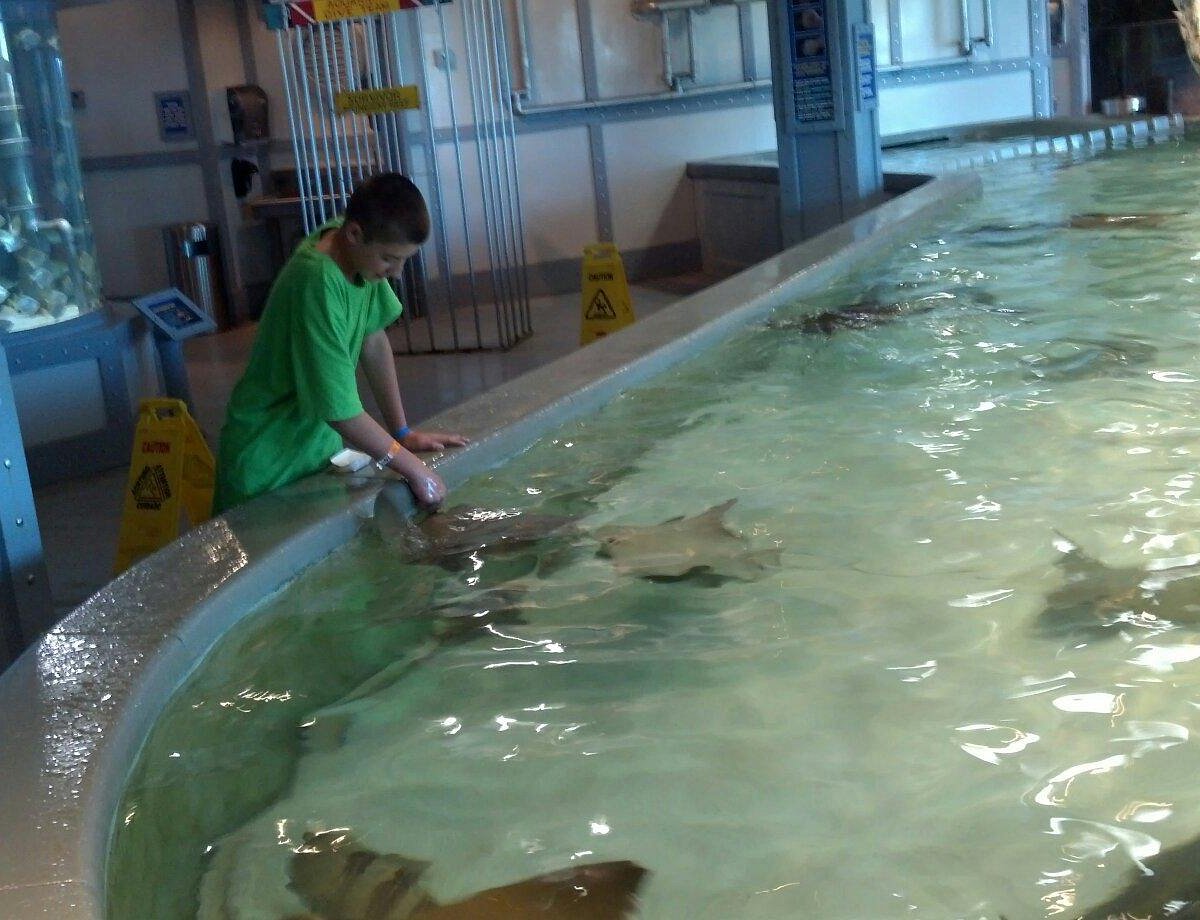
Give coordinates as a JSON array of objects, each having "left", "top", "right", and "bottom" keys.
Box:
[
  {"left": 966, "top": 211, "right": 1184, "bottom": 242},
  {"left": 373, "top": 494, "right": 582, "bottom": 575},
  {"left": 1020, "top": 335, "right": 1157, "bottom": 383},
  {"left": 765, "top": 289, "right": 1013, "bottom": 336},
  {"left": 1035, "top": 533, "right": 1200, "bottom": 640},
  {"left": 1072, "top": 831, "right": 1200, "bottom": 919},
  {"left": 594, "top": 498, "right": 781, "bottom": 584},
  {"left": 285, "top": 829, "right": 647, "bottom": 919}
]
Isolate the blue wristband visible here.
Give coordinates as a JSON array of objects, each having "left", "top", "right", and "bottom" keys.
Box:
[{"left": 395, "top": 425, "right": 411, "bottom": 440}]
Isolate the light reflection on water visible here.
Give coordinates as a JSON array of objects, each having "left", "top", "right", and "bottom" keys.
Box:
[{"left": 112, "top": 140, "right": 1200, "bottom": 919}]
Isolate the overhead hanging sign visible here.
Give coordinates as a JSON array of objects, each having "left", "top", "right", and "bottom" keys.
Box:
[{"left": 334, "top": 85, "right": 421, "bottom": 114}]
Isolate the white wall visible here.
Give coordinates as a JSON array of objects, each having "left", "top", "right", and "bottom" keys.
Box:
[{"left": 51, "top": 0, "right": 1055, "bottom": 306}]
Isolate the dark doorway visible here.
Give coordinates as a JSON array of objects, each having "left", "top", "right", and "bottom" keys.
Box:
[{"left": 1089, "top": 0, "right": 1195, "bottom": 113}]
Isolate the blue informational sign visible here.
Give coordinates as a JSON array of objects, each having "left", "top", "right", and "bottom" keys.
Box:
[
  {"left": 132, "top": 288, "right": 215, "bottom": 341},
  {"left": 854, "top": 22, "right": 877, "bottom": 109},
  {"left": 155, "top": 91, "right": 194, "bottom": 143},
  {"left": 787, "top": 0, "right": 834, "bottom": 127}
]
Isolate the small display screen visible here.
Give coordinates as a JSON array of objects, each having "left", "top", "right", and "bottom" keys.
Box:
[
  {"left": 153, "top": 298, "right": 202, "bottom": 330},
  {"left": 132, "top": 288, "right": 215, "bottom": 341}
]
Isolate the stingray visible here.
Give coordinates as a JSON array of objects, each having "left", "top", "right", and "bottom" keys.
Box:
[
  {"left": 285, "top": 829, "right": 647, "bottom": 919},
  {"left": 766, "top": 290, "right": 1013, "bottom": 337},
  {"left": 1067, "top": 211, "right": 1182, "bottom": 229},
  {"left": 373, "top": 494, "right": 581, "bottom": 575},
  {"left": 593, "top": 498, "right": 781, "bottom": 584},
  {"left": 1073, "top": 831, "right": 1200, "bottom": 919},
  {"left": 965, "top": 211, "right": 1183, "bottom": 240},
  {"left": 1035, "top": 533, "right": 1200, "bottom": 640},
  {"left": 1021, "top": 335, "right": 1157, "bottom": 382},
  {"left": 765, "top": 298, "right": 916, "bottom": 335}
]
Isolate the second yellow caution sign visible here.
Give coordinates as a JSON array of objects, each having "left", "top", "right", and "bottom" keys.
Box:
[
  {"left": 580, "top": 243, "right": 635, "bottom": 345},
  {"left": 114, "top": 398, "right": 215, "bottom": 575}
]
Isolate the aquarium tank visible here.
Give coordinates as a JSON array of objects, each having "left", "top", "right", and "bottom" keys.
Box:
[{"left": 0, "top": 0, "right": 100, "bottom": 333}]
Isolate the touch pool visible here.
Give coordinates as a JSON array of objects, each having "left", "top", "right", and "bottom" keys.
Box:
[{"left": 105, "top": 135, "right": 1200, "bottom": 919}]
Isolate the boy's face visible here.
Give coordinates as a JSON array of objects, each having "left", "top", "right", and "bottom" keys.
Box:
[{"left": 344, "top": 221, "right": 419, "bottom": 282}]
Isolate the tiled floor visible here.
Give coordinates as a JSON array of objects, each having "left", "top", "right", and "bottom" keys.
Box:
[{"left": 30, "top": 276, "right": 710, "bottom": 624}]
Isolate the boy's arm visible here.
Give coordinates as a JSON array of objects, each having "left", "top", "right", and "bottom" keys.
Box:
[
  {"left": 359, "top": 330, "right": 469, "bottom": 451},
  {"left": 329, "top": 411, "right": 447, "bottom": 507}
]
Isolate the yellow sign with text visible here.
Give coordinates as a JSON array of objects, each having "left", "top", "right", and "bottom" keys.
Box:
[
  {"left": 334, "top": 86, "right": 421, "bottom": 115},
  {"left": 313, "top": 0, "right": 405, "bottom": 21},
  {"left": 114, "top": 399, "right": 215, "bottom": 575},
  {"left": 580, "top": 243, "right": 635, "bottom": 345}
]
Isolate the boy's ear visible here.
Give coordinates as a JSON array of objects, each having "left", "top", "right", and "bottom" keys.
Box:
[{"left": 342, "top": 219, "right": 367, "bottom": 245}]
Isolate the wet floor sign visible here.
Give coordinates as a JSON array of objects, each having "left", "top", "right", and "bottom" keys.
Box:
[
  {"left": 114, "top": 399, "right": 214, "bottom": 574},
  {"left": 580, "top": 243, "right": 635, "bottom": 345}
]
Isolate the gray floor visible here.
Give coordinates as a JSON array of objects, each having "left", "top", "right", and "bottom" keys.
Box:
[{"left": 30, "top": 276, "right": 710, "bottom": 624}]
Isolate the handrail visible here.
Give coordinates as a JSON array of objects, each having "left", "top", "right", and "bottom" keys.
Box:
[
  {"left": 512, "top": 78, "right": 770, "bottom": 117},
  {"left": 960, "top": 0, "right": 995, "bottom": 55},
  {"left": 631, "top": 0, "right": 757, "bottom": 15}
]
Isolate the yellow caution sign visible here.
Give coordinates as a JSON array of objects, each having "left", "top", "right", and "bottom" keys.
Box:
[
  {"left": 580, "top": 243, "right": 635, "bottom": 345},
  {"left": 114, "top": 399, "right": 215, "bottom": 574}
]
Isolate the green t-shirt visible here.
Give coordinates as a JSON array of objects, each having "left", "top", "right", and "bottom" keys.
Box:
[{"left": 214, "top": 220, "right": 402, "bottom": 512}]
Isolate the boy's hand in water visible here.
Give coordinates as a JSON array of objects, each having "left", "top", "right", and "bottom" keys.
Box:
[
  {"left": 390, "top": 452, "right": 447, "bottom": 508},
  {"left": 401, "top": 428, "right": 470, "bottom": 452}
]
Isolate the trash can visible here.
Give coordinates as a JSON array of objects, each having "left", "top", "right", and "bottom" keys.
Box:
[{"left": 162, "top": 222, "right": 227, "bottom": 329}]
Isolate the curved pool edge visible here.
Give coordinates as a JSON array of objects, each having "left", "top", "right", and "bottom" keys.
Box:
[{"left": 0, "top": 169, "right": 979, "bottom": 918}]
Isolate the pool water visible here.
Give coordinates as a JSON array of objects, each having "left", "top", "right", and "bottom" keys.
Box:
[{"left": 111, "top": 138, "right": 1200, "bottom": 919}]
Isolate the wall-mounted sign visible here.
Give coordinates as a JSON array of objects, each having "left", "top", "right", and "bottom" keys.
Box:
[
  {"left": 154, "top": 91, "right": 194, "bottom": 143},
  {"left": 854, "top": 22, "right": 877, "bottom": 109},
  {"left": 334, "top": 85, "right": 420, "bottom": 115},
  {"left": 786, "top": 0, "right": 834, "bottom": 127},
  {"left": 272, "top": 0, "right": 445, "bottom": 27}
]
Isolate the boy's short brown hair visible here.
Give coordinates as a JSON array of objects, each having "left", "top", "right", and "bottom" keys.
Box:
[{"left": 345, "top": 172, "right": 431, "bottom": 245}]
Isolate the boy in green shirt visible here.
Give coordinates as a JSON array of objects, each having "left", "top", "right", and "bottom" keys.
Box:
[{"left": 214, "top": 173, "right": 468, "bottom": 513}]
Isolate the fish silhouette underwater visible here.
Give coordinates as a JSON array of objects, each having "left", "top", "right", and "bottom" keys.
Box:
[
  {"left": 593, "top": 498, "right": 781, "bottom": 584},
  {"left": 1070, "top": 831, "right": 1200, "bottom": 919},
  {"left": 966, "top": 212, "right": 1184, "bottom": 242},
  {"left": 283, "top": 829, "right": 647, "bottom": 919},
  {"left": 1020, "top": 336, "right": 1157, "bottom": 383},
  {"left": 1035, "top": 533, "right": 1200, "bottom": 640}
]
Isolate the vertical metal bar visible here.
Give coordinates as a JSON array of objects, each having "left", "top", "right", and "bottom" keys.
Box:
[
  {"left": 363, "top": 19, "right": 391, "bottom": 173},
  {"left": 385, "top": 13, "right": 440, "bottom": 350},
  {"left": 294, "top": 27, "right": 329, "bottom": 225},
  {"left": 979, "top": 0, "right": 994, "bottom": 47},
  {"left": 513, "top": 0, "right": 535, "bottom": 101},
  {"left": 443, "top": 0, "right": 485, "bottom": 348},
  {"left": 340, "top": 20, "right": 368, "bottom": 183},
  {"left": 306, "top": 27, "right": 337, "bottom": 221},
  {"left": 475, "top": 0, "right": 517, "bottom": 346},
  {"left": 488, "top": 0, "right": 532, "bottom": 337},
  {"left": 737, "top": 3, "right": 755, "bottom": 82},
  {"left": 317, "top": 21, "right": 351, "bottom": 211},
  {"left": 411, "top": 8, "right": 463, "bottom": 351},
  {"left": 887, "top": 0, "right": 902, "bottom": 67},
  {"left": 959, "top": 0, "right": 973, "bottom": 56},
  {"left": 276, "top": 28, "right": 316, "bottom": 234},
  {"left": 465, "top": 0, "right": 513, "bottom": 348}
]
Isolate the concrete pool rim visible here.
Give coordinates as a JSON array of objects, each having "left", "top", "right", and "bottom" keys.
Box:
[{"left": 0, "top": 116, "right": 1185, "bottom": 917}]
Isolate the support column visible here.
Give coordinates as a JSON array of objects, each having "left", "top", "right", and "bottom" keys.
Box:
[
  {"left": 0, "top": 343, "right": 52, "bottom": 667},
  {"left": 768, "top": 0, "right": 882, "bottom": 246}
]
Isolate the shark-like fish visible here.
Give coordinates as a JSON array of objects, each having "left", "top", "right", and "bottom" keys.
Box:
[
  {"left": 284, "top": 829, "right": 647, "bottom": 919},
  {"left": 594, "top": 498, "right": 781, "bottom": 584},
  {"left": 1035, "top": 534, "right": 1200, "bottom": 640}
]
